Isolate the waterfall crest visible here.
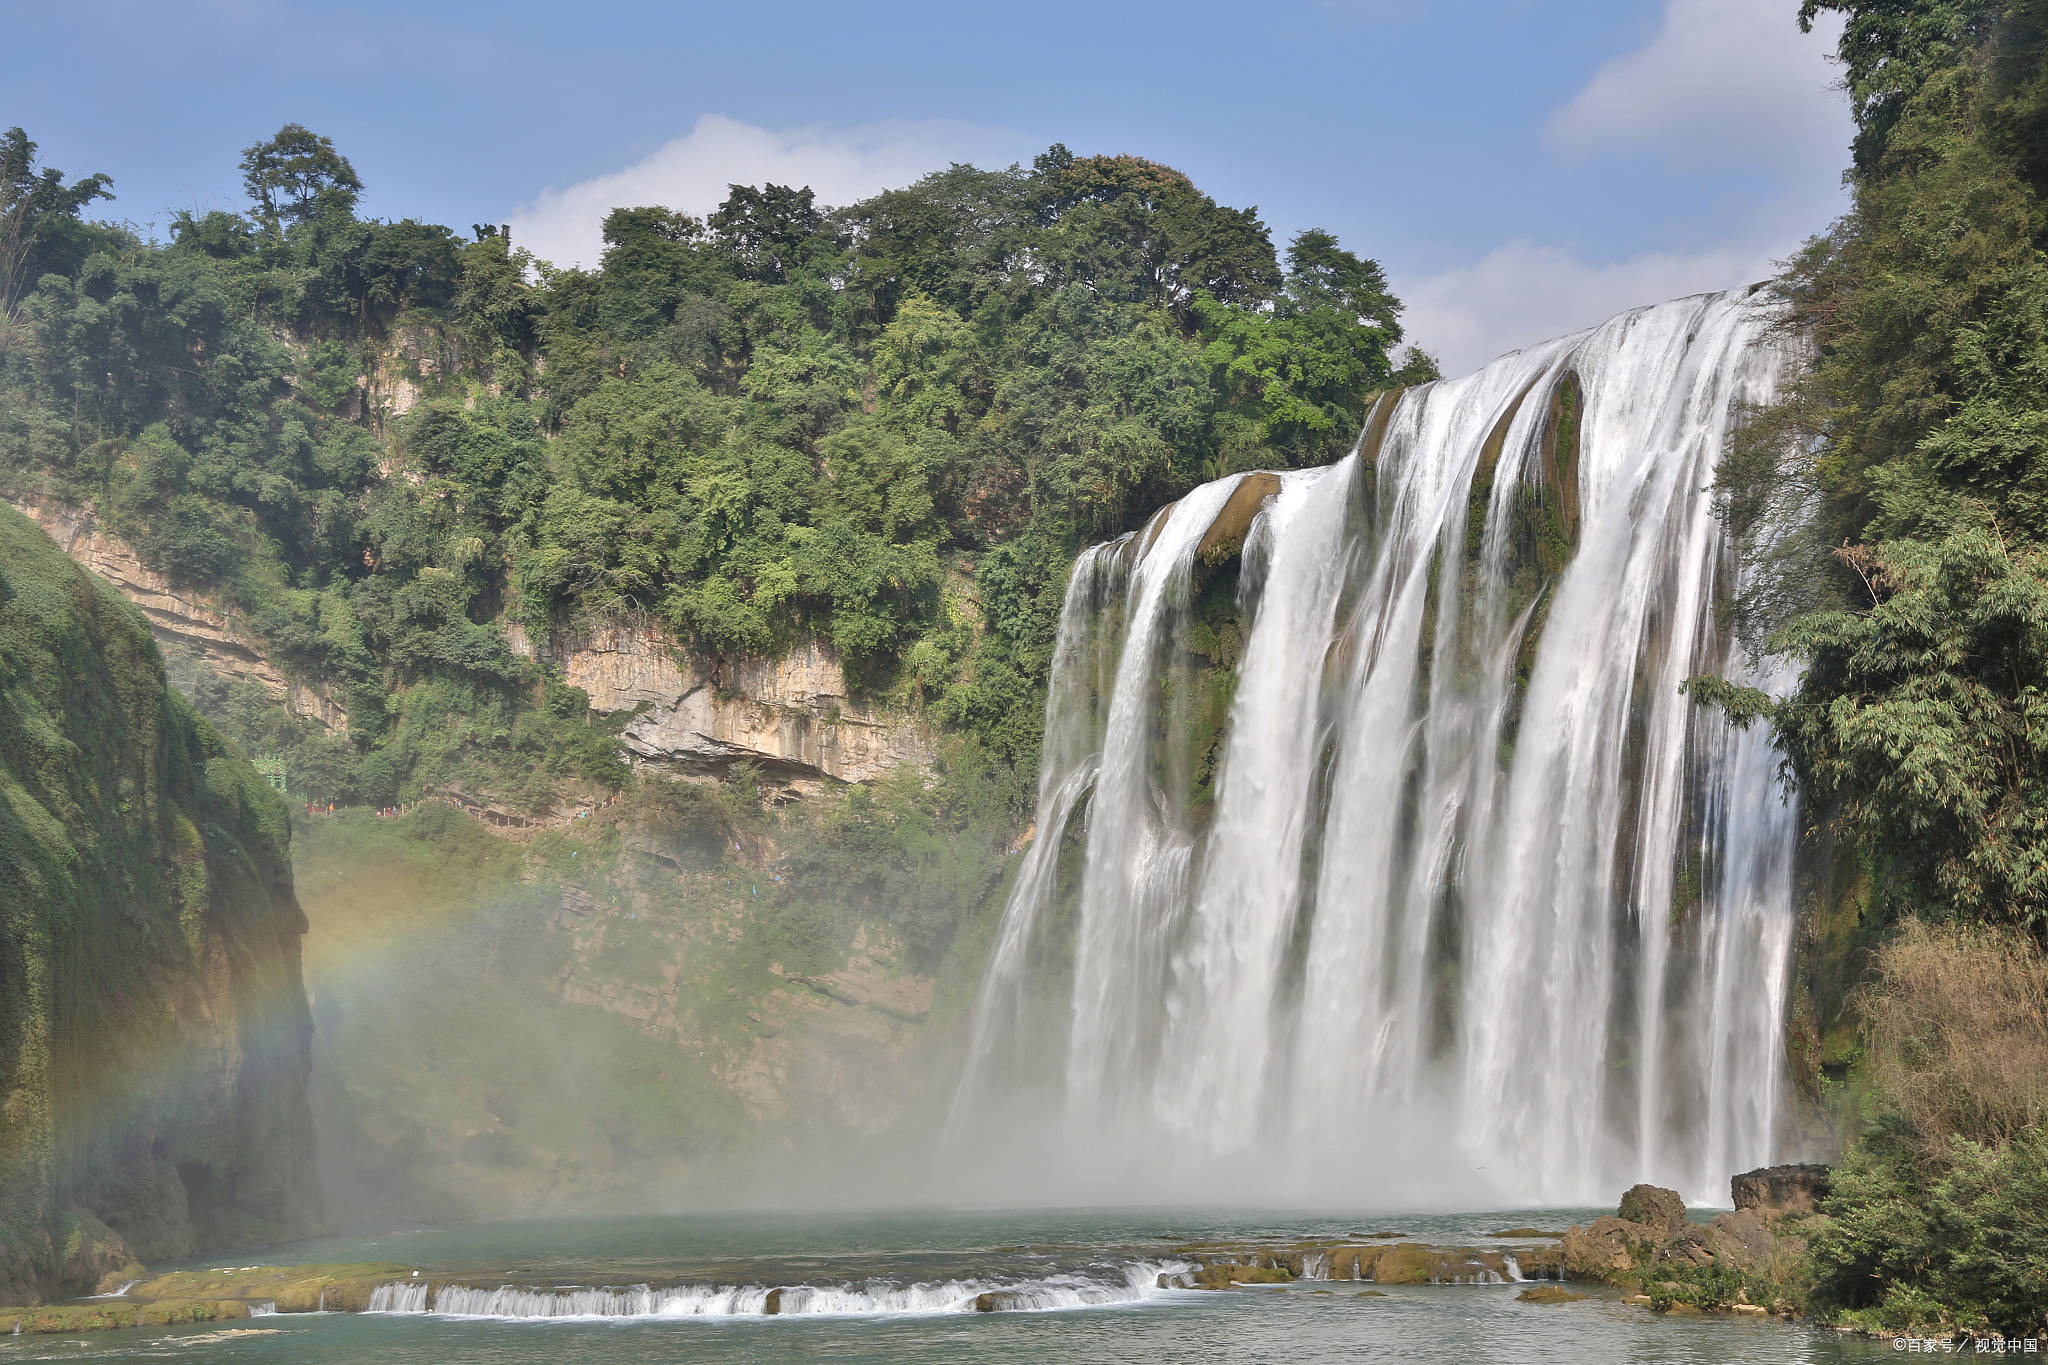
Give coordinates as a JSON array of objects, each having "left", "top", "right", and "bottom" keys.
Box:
[{"left": 949, "top": 289, "right": 1800, "bottom": 1206}]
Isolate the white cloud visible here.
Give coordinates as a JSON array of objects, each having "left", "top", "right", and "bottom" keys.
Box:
[
  {"left": 1547, "top": 0, "right": 1845, "bottom": 179},
  {"left": 1394, "top": 238, "right": 1774, "bottom": 377},
  {"left": 507, "top": 114, "right": 1028, "bottom": 270},
  {"left": 1398, "top": 0, "right": 1848, "bottom": 377}
]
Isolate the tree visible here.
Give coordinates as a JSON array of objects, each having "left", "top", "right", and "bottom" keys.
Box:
[
  {"left": 0, "top": 127, "right": 112, "bottom": 348},
  {"left": 709, "top": 184, "right": 827, "bottom": 284},
  {"left": 1798, "top": 0, "right": 2004, "bottom": 169},
  {"left": 1032, "top": 149, "right": 1281, "bottom": 317},
  {"left": 1193, "top": 228, "right": 1405, "bottom": 462},
  {"left": 240, "top": 123, "right": 362, "bottom": 231}
]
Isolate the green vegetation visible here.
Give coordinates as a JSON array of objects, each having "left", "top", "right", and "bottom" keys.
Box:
[
  {"left": 0, "top": 124, "right": 1432, "bottom": 827},
  {"left": 1694, "top": 2, "right": 2048, "bottom": 1338},
  {"left": 1804, "top": 921, "right": 2048, "bottom": 1336},
  {"left": 0, "top": 503, "right": 309, "bottom": 1302},
  {"left": 1713, "top": 0, "right": 2048, "bottom": 934}
]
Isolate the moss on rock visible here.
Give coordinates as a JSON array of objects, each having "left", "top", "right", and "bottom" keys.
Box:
[{"left": 0, "top": 506, "right": 315, "bottom": 1305}]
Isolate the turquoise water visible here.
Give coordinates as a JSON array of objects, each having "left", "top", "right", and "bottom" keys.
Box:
[{"left": 3, "top": 1211, "right": 1887, "bottom": 1364}]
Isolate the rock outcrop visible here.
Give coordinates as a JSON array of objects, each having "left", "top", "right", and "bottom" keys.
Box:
[
  {"left": 1617, "top": 1182, "right": 1689, "bottom": 1237},
  {"left": 1562, "top": 1176, "right": 1823, "bottom": 1315},
  {"left": 507, "top": 621, "right": 931, "bottom": 788},
  {"left": 0, "top": 507, "right": 318, "bottom": 1305},
  {"left": 4, "top": 496, "right": 345, "bottom": 732},
  {"left": 1731, "top": 1163, "right": 1832, "bottom": 1220},
  {"left": 1165, "top": 1239, "right": 1565, "bottom": 1286},
  {"left": 1561, "top": 1214, "right": 1659, "bottom": 1280}
]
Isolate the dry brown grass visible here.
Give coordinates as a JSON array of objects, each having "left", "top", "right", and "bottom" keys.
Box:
[{"left": 1862, "top": 919, "right": 2048, "bottom": 1150}]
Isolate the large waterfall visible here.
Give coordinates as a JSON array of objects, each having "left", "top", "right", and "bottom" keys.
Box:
[{"left": 948, "top": 289, "right": 1800, "bottom": 1207}]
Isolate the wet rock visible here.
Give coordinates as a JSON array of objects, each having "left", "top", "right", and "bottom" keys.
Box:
[
  {"left": 1188, "top": 1264, "right": 1291, "bottom": 1290},
  {"left": 1730, "top": 1164, "right": 1831, "bottom": 1220},
  {"left": 763, "top": 1288, "right": 782, "bottom": 1315},
  {"left": 1508, "top": 1246, "right": 1567, "bottom": 1280},
  {"left": 1196, "top": 473, "right": 1283, "bottom": 561},
  {"left": 1617, "top": 1184, "right": 1688, "bottom": 1237},
  {"left": 1517, "top": 1286, "right": 1588, "bottom": 1304},
  {"left": 1369, "top": 1244, "right": 1441, "bottom": 1285}
]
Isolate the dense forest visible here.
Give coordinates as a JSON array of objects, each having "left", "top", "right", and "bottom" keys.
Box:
[
  {"left": 0, "top": 124, "right": 1432, "bottom": 819},
  {"left": 1693, "top": 0, "right": 2048, "bottom": 1336},
  {"left": 0, "top": 125, "right": 1441, "bottom": 981}
]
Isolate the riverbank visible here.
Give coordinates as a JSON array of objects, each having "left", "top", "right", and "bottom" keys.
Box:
[
  {"left": 0, "top": 1195, "right": 1802, "bottom": 1337},
  {"left": 0, "top": 1205, "right": 1888, "bottom": 1365}
]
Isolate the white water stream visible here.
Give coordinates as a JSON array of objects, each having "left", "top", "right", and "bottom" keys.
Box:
[
  {"left": 950, "top": 290, "right": 1800, "bottom": 1205},
  {"left": 364, "top": 1260, "right": 1192, "bottom": 1319}
]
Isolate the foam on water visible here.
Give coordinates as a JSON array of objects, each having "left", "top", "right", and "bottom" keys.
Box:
[{"left": 364, "top": 1260, "right": 1193, "bottom": 1320}]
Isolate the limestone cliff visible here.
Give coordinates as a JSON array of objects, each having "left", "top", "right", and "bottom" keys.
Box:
[
  {"left": 0, "top": 506, "right": 317, "bottom": 1305},
  {"left": 6, "top": 498, "right": 930, "bottom": 794},
  {"left": 4, "top": 496, "right": 345, "bottom": 733},
  {"left": 508, "top": 622, "right": 932, "bottom": 789}
]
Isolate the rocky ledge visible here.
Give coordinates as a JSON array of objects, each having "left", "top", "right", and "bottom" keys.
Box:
[
  {"left": 4, "top": 495, "right": 347, "bottom": 730},
  {"left": 1560, "top": 1167, "right": 1833, "bottom": 1316},
  {"left": 507, "top": 620, "right": 931, "bottom": 789},
  {"left": 1163, "top": 1237, "right": 1567, "bottom": 1288}
]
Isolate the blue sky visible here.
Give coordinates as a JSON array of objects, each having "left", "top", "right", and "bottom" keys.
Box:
[{"left": 8, "top": 0, "right": 1851, "bottom": 374}]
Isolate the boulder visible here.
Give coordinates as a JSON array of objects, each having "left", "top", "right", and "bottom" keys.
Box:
[
  {"left": 1730, "top": 1164, "right": 1831, "bottom": 1220},
  {"left": 1561, "top": 1217, "right": 1653, "bottom": 1279},
  {"left": 1704, "top": 1209, "right": 1776, "bottom": 1270},
  {"left": 1617, "top": 1184, "right": 1688, "bottom": 1237}
]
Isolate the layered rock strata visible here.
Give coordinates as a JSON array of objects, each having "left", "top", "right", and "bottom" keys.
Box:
[
  {"left": 507, "top": 621, "right": 931, "bottom": 788},
  {"left": 4, "top": 496, "right": 345, "bottom": 732}
]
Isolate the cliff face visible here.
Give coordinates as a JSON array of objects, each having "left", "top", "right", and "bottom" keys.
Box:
[
  {"left": 6, "top": 498, "right": 929, "bottom": 792},
  {"left": 0, "top": 507, "right": 317, "bottom": 1305},
  {"left": 4, "top": 497, "right": 346, "bottom": 733},
  {"left": 507, "top": 622, "right": 932, "bottom": 790}
]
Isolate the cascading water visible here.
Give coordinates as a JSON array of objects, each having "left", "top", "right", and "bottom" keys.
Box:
[
  {"left": 949, "top": 289, "right": 1800, "bottom": 1206},
  {"left": 363, "top": 1262, "right": 1193, "bottom": 1319}
]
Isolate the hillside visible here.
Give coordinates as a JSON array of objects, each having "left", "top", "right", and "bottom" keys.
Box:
[{"left": 0, "top": 505, "right": 315, "bottom": 1305}]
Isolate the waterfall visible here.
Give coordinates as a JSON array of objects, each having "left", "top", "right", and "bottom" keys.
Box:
[{"left": 949, "top": 289, "right": 1799, "bottom": 1205}]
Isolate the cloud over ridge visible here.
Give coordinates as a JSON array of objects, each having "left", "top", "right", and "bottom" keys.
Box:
[{"left": 508, "top": 114, "right": 1028, "bottom": 270}]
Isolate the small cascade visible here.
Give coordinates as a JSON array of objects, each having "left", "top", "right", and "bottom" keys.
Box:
[
  {"left": 949, "top": 289, "right": 1801, "bottom": 1205},
  {"left": 366, "top": 1282, "right": 430, "bottom": 1313},
  {"left": 364, "top": 1261, "right": 1193, "bottom": 1320}
]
